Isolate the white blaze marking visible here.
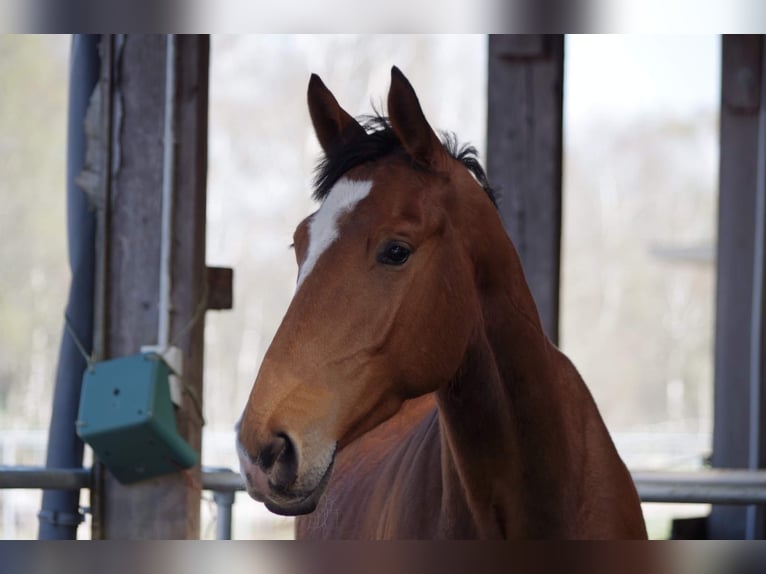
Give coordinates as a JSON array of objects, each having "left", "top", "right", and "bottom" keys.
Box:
[{"left": 296, "top": 178, "right": 373, "bottom": 289}]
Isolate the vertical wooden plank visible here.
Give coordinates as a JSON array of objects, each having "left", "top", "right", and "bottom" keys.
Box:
[
  {"left": 169, "top": 33, "right": 209, "bottom": 539},
  {"left": 93, "top": 34, "right": 209, "bottom": 539},
  {"left": 710, "top": 34, "right": 765, "bottom": 540},
  {"left": 487, "top": 34, "right": 564, "bottom": 344}
]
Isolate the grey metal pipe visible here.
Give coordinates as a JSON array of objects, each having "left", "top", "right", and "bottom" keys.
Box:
[
  {"left": 38, "top": 34, "right": 101, "bottom": 540},
  {"left": 4, "top": 466, "right": 245, "bottom": 492},
  {"left": 633, "top": 470, "right": 766, "bottom": 505},
  {"left": 201, "top": 469, "right": 246, "bottom": 492},
  {"left": 10, "top": 465, "right": 766, "bottom": 505},
  {"left": 745, "top": 33, "right": 766, "bottom": 541},
  {"left": 3, "top": 466, "right": 91, "bottom": 490},
  {"left": 157, "top": 33, "right": 177, "bottom": 351},
  {"left": 201, "top": 467, "right": 240, "bottom": 539},
  {"left": 213, "top": 491, "right": 235, "bottom": 540}
]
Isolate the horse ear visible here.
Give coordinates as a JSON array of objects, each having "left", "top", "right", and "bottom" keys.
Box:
[
  {"left": 387, "top": 66, "right": 443, "bottom": 166},
  {"left": 308, "top": 74, "right": 366, "bottom": 153}
]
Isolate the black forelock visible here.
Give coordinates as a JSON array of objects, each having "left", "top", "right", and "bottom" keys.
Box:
[{"left": 312, "top": 115, "right": 497, "bottom": 207}]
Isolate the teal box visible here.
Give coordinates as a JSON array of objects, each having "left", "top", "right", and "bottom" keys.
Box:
[{"left": 76, "top": 353, "right": 199, "bottom": 484}]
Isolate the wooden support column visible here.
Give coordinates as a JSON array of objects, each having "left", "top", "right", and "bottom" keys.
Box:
[
  {"left": 91, "top": 34, "right": 209, "bottom": 539},
  {"left": 710, "top": 35, "right": 766, "bottom": 540},
  {"left": 487, "top": 34, "right": 564, "bottom": 344}
]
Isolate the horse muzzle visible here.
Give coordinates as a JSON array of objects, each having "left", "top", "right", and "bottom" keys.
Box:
[{"left": 237, "top": 431, "right": 336, "bottom": 516}]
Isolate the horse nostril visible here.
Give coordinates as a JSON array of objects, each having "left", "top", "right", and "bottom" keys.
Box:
[
  {"left": 260, "top": 432, "right": 298, "bottom": 491},
  {"left": 258, "top": 434, "right": 285, "bottom": 471}
]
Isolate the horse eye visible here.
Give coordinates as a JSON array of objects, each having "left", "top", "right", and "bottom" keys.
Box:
[{"left": 378, "top": 241, "right": 411, "bottom": 266}]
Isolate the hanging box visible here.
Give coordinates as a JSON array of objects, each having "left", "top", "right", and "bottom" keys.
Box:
[{"left": 76, "top": 353, "right": 199, "bottom": 484}]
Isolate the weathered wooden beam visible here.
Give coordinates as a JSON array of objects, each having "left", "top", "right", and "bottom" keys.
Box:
[
  {"left": 486, "top": 34, "right": 564, "bottom": 344},
  {"left": 92, "top": 34, "right": 209, "bottom": 540},
  {"left": 710, "top": 34, "right": 766, "bottom": 540},
  {"left": 206, "top": 266, "right": 234, "bottom": 311}
]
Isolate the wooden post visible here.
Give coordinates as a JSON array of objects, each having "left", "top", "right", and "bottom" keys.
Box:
[
  {"left": 710, "top": 34, "right": 766, "bottom": 540},
  {"left": 486, "top": 35, "right": 565, "bottom": 344},
  {"left": 91, "top": 34, "right": 209, "bottom": 539}
]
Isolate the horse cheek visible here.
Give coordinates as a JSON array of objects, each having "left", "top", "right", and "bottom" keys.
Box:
[{"left": 401, "top": 263, "right": 476, "bottom": 396}]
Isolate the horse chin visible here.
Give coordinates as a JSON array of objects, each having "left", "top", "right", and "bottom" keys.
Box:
[
  {"left": 262, "top": 454, "right": 336, "bottom": 517},
  {"left": 265, "top": 495, "right": 320, "bottom": 517}
]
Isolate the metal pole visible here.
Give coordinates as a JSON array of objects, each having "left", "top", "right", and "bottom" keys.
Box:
[
  {"left": 1, "top": 467, "right": 249, "bottom": 492},
  {"left": 12, "top": 466, "right": 766, "bottom": 505},
  {"left": 3, "top": 467, "right": 92, "bottom": 490},
  {"left": 213, "top": 491, "right": 235, "bottom": 540},
  {"left": 158, "top": 33, "right": 178, "bottom": 351},
  {"left": 632, "top": 470, "right": 766, "bottom": 505},
  {"left": 39, "top": 33, "right": 100, "bottom": 540},
  {"left": 712, "top": 34, "right": 766, "bottom": 540},
  {"left": 200, "top": 469, "right": 245, "bottom": 492},
  {"left": 746, "top": 33, "right": 766, "bottom": 541}
]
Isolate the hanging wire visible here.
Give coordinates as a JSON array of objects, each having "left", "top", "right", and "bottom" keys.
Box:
[
  {"left": 201, "top": 492, "right": 218, "bottom": 540},
  {"left": 168, "top": 278, "right": 209, "bottom": 351},
  {"left": 64, "top": 312, "right": 95, "bottom": 372},
  {"left": 160, "top": 279, "right": 209, "bottom": 427},
  {"left": 162, "top": 362, "right": 207, "bottom": 428}
]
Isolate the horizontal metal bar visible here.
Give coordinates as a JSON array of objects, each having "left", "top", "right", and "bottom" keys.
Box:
[
  {"left": 4, "top": 466, "right": 766, "bottom": 506},
  {"left": 0, "top": 466, "right": 91, "bottom": 490},
  {"left": 0, "top": 466, "right": 246, "bottom": 492},
  {"left": 633, "top": 470, "right": 766, "bottom": 505},
  {"left": 201, "top": 468, "right": 245, "bottom": 492}
]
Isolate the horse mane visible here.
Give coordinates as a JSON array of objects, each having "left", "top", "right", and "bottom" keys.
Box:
[{"left": 312, "top": 115, "right": 497, "bottom": 207}]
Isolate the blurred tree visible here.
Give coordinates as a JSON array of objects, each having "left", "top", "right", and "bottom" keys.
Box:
[
  {"left": 562, "top": 113, "right": 717, "bottom": 435},
  {"left": 0, "top": 35, "right": 69, "bottom": 429}
]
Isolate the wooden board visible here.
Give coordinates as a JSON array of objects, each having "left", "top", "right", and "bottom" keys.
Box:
[
  {"left": 91, "top": 34, "right": 209, "bottom": 540},
  {"left": 487, "top": 34, "right": 564, "bottom": 345}
]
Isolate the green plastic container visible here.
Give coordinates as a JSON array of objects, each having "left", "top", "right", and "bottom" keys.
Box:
[{"left": 76, "top": 353, "right": 199, "bottom": 484}]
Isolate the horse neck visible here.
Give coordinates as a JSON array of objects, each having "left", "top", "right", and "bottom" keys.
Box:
[{"left": 435, "top": 237, "right": 583, "bottom": 538}]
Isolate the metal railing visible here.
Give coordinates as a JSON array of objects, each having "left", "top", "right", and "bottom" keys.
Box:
[
  {"left": 0, "top": 466, "right": 242, "bottom": 540},
  {"left": 4, "top": 466, "right": 766, "bottom": 538},
  {"left": 632, "top": 469, "right": 766, "bottom": 505}
]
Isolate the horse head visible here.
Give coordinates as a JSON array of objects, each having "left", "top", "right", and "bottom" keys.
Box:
[{"left": 236, "top": 67, "right": 499, "bottom": 516}]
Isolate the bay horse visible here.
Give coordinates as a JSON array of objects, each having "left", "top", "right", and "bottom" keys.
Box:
[{"left": 236, "top": 67, "right": 647, "bottom": 539}]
